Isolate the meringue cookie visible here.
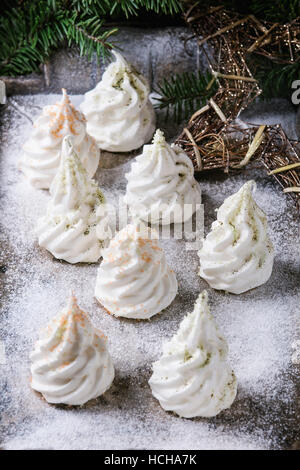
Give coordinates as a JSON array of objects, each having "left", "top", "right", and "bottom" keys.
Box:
[
  {"left": 80, "top": 51, "right": 155, "bottom": 152},
  {"left": 30, "top": 295, "right": 114, "bottom": 406},
  {"left": 198, "top": 180, "right": 274, "bottom": 294},
  {"left": 124, "top": 129, "right": 201, "bottom": 225},
  {"left": 95, "top": 223, "right": 178, "bottom": 319},
  {"left": 149, "top": 290, "right": 237, "bottom": 418},
  {"left": 19, "top": 88, "right": 100, "bottom": 189},
  {"left": 36, "top": 136, "right": 111, "bottom": 264}
]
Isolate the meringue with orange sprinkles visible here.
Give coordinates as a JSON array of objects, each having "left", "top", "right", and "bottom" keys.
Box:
[
  {"left": 95, "top": 223, "right": 178, "bottom": 319},
  {"left": 30, "top": 294, "right": 115, "bottom": 406},
  {"left": 19, "top": 88, "right": 100, "bottom": 189},
  {"left": 36, "top": 136, "right": 110, "bottom": 264}
]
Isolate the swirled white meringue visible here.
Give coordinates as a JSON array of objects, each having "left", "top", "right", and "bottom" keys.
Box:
[
  {"left": 95, "top": 223, "right": 178, "bottom": 319},
  {"left": 30, "top": 295, "right": 114, "bottom": 406},
  {"left": 80, "top": 51, "right": 155, "bottom": 152},
  {"left": 149, "top": 290, "right": 237, "bottom": 418},
  {"left": 19, "top": 89, "right": 100, "bottom": 189},
  {"left": 124, "top": 129, "right": 201, "bottom": 224},
  {"left": 36, "top": 136, "right": 111, "bottom": 264},
  {"left": 198, "top": 180, "right": 274, "bottom": 294}
]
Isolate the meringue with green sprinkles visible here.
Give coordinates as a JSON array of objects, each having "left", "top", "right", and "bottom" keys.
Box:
[
  {"left": 94, "top": 222, "right": 178, "bottom": 319},
  {"left": 124, "top": 129, "right": 201, "bottom": 225},
  {"left": 36, "top": 135, "right": 111, "bottom": 264},
  {"left": 80, "top": 51, "right": 155, "bottom": 152},
  {"left": 30, "top": 294, "right": 115, "bottom": 406},
  {"left": 198, "top": 180, "right": 274, "bottom": 294},
  {"left": 19, "top": 88, "right": 100, "bottom": 189},
  {"left": 149, "top": 290, "right": 237, "bottom": 418}
]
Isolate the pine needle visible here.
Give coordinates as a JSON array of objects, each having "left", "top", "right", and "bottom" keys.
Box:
[{"left": 154, "top": 70, "right": 218, "bottom": 122}]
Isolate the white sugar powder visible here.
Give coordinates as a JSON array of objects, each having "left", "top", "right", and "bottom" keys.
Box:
[{"left": 0, "top": 95, "right": 299, "bottom": 450}]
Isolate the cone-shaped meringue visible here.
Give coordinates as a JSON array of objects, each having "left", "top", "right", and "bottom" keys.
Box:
[
  {"left": 19, "top": 88, "right": 100, "bottom": 189},
  {"left": 95, "top": 223, "right": 178, "bottom": 319},
  {"left": 198, "top": 181, "right": 274, "bottom": 294},
  {"left": 149, "top": 290, "right": 237, "bottom": 418},
  {"left": 30, "top": 294, "right": 115, "bottom": 406},
  {"left": 80, "top": 51, "right": 155, "bottom": 152},
  {"left": 124, "top": 129, "right": 201, "bottom": 225},
  {"left": 36, "top": 136, "right": 111, "bottom": 263}
]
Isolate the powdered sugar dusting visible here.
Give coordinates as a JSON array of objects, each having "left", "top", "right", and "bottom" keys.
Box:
[{"left": 0, "top": 95, "right": 299, "bottom": 450}]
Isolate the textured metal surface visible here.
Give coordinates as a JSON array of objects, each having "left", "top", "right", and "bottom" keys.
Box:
[
  {"left": 0, "top": 90, "right": 299, "bottom": 449},
  {"left": 0, "top": 26, "right": 200, "bottom": 96}
]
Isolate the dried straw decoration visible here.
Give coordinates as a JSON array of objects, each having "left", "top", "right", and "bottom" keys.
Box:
[
  {"left": 176, "top": 4, "right": 300, "bottom": 208},
  {"left": 176, "top": 121, "right": 267, "bottom": 172},
  {"left": 260, "top": 125, "right": 300, "bottom": 206}
]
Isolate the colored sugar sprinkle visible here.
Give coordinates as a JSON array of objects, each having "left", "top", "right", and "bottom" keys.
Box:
[{"left": 0, "top": 94, "right": 299, "bottom": 449}]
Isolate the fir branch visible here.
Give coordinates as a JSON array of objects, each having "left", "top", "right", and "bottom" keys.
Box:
[
  {"left": 68, "top": 0, "right": 183, "bottom": 18},
  {"left": 1, "top": 0, "right": 299, "bottom": 104},
  {"left": 255, "top": 61, "right": 300, "bottom": 100},
  {"left": 71, "top": 0, "right": 183, "bottom": 18},
  {"left": 154, "top": 70, "right": 218, "bottom": 122},
  {"left": 109, "top": 1, "right": 139, "bottom": 18},
  {"left": 250, "top": 0, "right": 300, "bottom": 23},
  {"left": 135, "top": 0, "right": 183, "bottom": 15},
  {"left": 68, "top": 0, "right": 112, "bottom": 16},
  {"left": 67, "top": 11, "right": 118, "bottom": 61},
  {"left": 69, "top": 25, "right": 116, "bottom": 60},
  {"left": 0, "top": 2, "right": 69, "bottom": 76},
  {"left": 0, "top": 0, "right": 184, "bottom": 77}
]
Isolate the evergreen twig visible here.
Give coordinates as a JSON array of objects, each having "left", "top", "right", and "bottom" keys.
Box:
[
  {"left": 0, "top": 0, "right": 299, "bottom": 111},
  {"left": 154, "top": 71, "right": 218, "bottom": 123},
  {"left": 0, "top": 0, "right": 183, "bottom": 76},
  {"left": 0, "top": 2, "right": 69, "bottom": 75}
]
